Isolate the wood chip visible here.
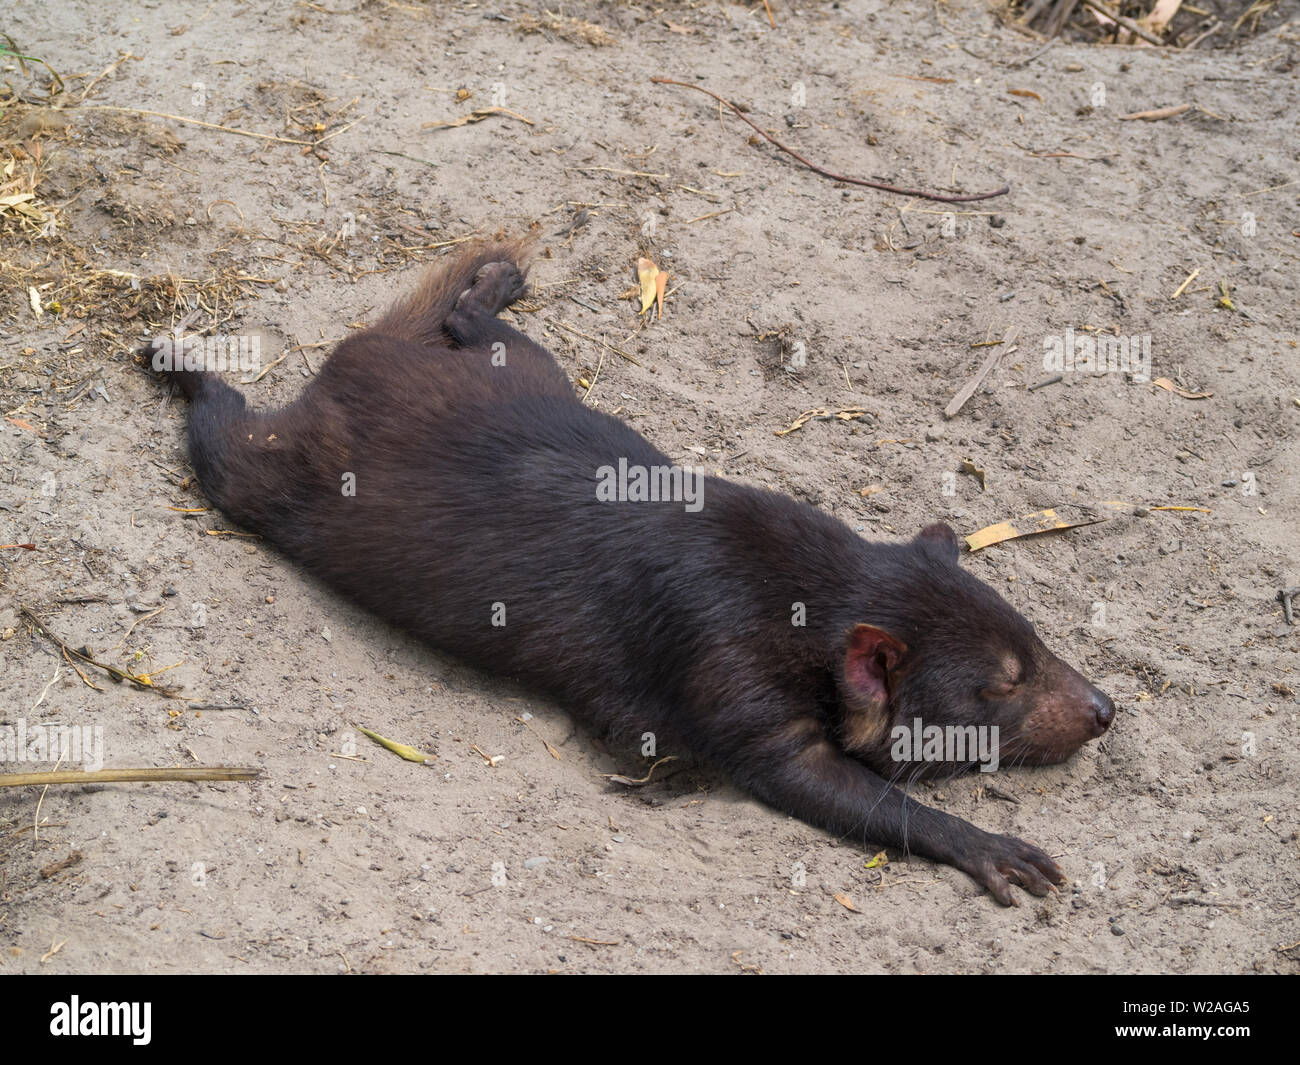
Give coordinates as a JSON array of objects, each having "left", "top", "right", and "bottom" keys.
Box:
[
  {"left": 944, "top": 330, "right": 1016, "bottom": 419},
  {"left": 1119, "top": 103, "right": 1193, "bottom": 122},
  {"left": 1153, "top": 377, "right": 1212, "bottom": 400}
]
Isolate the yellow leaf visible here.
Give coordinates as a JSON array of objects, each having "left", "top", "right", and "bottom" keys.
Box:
[
  {"left": 964, "top": 506, "right": 1115, "bottom": 552},
  {"left": 355, "top": 724, "right": 436, "bottom": 765},
  {"left": 636, "top": 257, "right": 659, "bottom": 314},
  {"left": 959, "top": 459, "right": 986, "bottom": 490}
]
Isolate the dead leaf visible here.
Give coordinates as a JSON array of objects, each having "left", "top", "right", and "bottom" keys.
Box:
[
  {"left": 965, "top": 506, "right": 1115, "bottom": 552},
  {"left": 833, "top": 892, "right": 859, "bottom": 912},
  {"left": 864, "top": 850, "right": 888, "bottom": 870},
  {"left": 636, "top": 257, "right": 660, "bottom": 315},
  {"left": 959, "top": 459, "right": 986, "bottom": 490},
  {"left": 422, "top": 106, "right": 534, "bottom": 131},
  {"left": 0, "top": 192, "right": 37, "bottom": 211},
  {"left": 1152, "top": 377, "right": 1212, "bottom": 400},
  {"left": 355, "top": 724, "right": 435, "bottom": 765},
  {"left": 774, "top": 407, "right": 868, "bottom": 437},
  {"left": 1008, "top": 89, "right": 1042, "bottom": 101}
]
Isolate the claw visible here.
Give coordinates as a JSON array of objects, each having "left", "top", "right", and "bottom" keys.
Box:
[{"left": 964, "top": 831, "right": 1063, "bottom": 905}]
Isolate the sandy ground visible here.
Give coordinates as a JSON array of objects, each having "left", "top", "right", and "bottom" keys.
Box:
[{"left": 1, "top": 0, "right": 1297, "bottom": 974}]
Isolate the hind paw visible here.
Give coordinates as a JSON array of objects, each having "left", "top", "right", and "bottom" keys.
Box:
[{"left": 453, "top": 261, "right": 527, "bottom": 318}]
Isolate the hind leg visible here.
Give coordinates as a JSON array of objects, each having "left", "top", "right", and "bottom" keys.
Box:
[
  {"left": 443, "top": 262, "right": 571, "bottom": 394},
  {"left": 444, "top": 261, "right": 528, "bottom": 347}
]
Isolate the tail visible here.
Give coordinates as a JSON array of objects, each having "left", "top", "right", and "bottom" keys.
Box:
[
  {"left": 138, "top": 334, "right": 263, "bottom": 527},
  {"left": 139, "top": 334, "right": 213, "bottom": 399},
  {"left": 369, "top": 231, "right": 537, "bottom": 346}
]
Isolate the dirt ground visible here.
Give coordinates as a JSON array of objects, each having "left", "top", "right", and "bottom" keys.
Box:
[{"left": 1, "top": 0, "right": 1297, "bottom": 975}]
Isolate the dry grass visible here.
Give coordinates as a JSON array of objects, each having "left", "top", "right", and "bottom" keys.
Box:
[{"left": 1008, "top": 0, "right": 1285, "bottom": 45}]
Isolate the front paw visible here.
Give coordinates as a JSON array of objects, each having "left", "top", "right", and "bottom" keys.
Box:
[{"left": 955, "top": 830, "right": 1064, "bottom": 906}]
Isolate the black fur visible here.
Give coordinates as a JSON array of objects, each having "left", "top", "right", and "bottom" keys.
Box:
[{"left": 144, "top": 238, "right": 1114, "bottom": 905}]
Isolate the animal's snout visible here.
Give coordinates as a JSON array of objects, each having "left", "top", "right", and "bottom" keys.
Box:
[
  {"left": 1011, "top": 663, "right": 1116, "bottom": 765},
  {"left": 1089, "top": 689, "right": 1115, "bottom": 736}
]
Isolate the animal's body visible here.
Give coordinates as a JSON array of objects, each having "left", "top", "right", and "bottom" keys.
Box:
[{"left": 147, "top": 237, "right": 1113, "bottom": 904}]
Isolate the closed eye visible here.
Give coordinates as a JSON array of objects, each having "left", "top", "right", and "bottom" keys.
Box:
[
  {"left": 980, "top": 681, "right": 1018, "bottom": 699},
  {"left": 982, "top": 652, "right": 1024, "bottom": 702},
  {"left": 980, "top": 663, "right": 1025, "bottom": 698}
]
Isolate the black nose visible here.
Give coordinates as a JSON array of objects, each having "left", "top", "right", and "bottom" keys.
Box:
[{"left": 1091, "top": 690, "right": 1115, "bottom": 734}]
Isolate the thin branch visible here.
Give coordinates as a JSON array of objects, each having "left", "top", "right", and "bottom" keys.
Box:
[
  {"left": 71, "top": 104, "right": 313, "bottom": 146},
  {"left": 0, "top": 767, "right": 261, "bottom": 789},
  {"left": 651, "top": 77, "right": 1009, "bottom": 203}
]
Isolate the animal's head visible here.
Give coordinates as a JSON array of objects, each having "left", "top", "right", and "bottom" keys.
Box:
[{"left": 837, "top": 522, "right": 1114, "bottom": 780}]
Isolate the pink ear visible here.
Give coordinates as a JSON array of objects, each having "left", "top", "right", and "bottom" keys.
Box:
[{"left": 843, "top": 624, "right": 908, "bottom": 708}]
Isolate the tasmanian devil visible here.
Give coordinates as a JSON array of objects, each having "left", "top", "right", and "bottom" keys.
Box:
[{"left": 145, "top": 236, "right": 1114, "bottom": 905}]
